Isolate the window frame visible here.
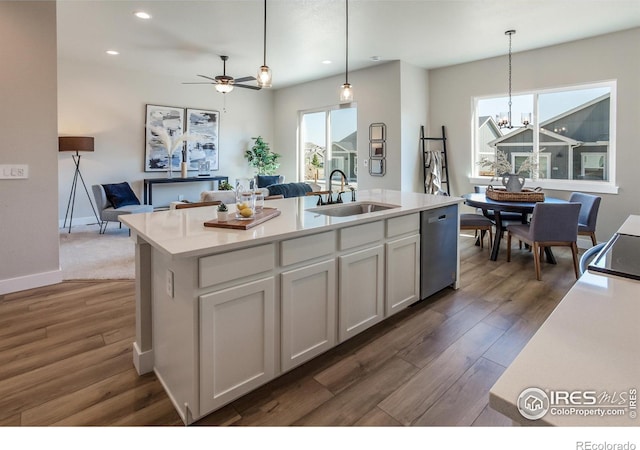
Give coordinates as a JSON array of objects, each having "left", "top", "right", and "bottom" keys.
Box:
[
  {"left": 298, "top": 103, "right": 358, "bottom": 188},
  {"left": 470, "top": 80, "right": 618, "bottom": 194}
]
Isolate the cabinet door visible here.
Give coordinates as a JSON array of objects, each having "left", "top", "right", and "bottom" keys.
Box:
[
  {"left": 281, "top": 259, "right": 337, "bottom": 372},
  {"left": 338, "top": 245, "right": 384, "bottom": 342},
  {"left": 385, "top": 234, "right": 420, "bottom": 316},
  {"left": 199, "top": 277, "right": 275, "bottom": 414}
]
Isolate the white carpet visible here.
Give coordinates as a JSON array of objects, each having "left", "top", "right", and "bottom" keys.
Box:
[{"left": 59, "top": 224, "right": 135, "bottom": 280}]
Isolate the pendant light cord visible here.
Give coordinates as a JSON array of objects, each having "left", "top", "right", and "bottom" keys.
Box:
[
  {"left": 345, "top": 0, "right": 349, "bottom": 84},
  {"left": 506, "top": 30, "right": 515, "bottom": 128},
  {"left": 263, "top": 0, "right": 267, "bottom": 65}
]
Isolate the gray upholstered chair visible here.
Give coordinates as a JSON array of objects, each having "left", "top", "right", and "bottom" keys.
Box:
[
  {"left": 92, "top": 183, "right": 153, "bottom": 234},
  {"left": 506, "top": 202, "right": 581, "bottom": 281},
  {"left": 474, "top": 185, "right": 525, "bottom": 225},
  {"left": 569, "top": 192, "right": 601, "bottom": 246},
  {"left": 460, "top": 213, "right": 493, "bottom": 249}
]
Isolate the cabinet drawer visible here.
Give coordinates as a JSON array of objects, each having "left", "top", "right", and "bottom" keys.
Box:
[
  {"left": 339, "top": 221, "right": 384, "bottom": 251},
  {"left": 199, "top": 244, "right": 275, "bottom": 288},
  {"left": 280, "top": 231, "right": 336, "bottom": 266},
  {"left": 386, "top": 213, "right": 420, "bottom": 238}
]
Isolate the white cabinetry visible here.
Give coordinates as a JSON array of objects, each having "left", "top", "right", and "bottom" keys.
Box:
[
  {"left": 280, "top": 231, "right": 337, "bottom": 371},
  {"left": 385, "top": 214, "right": 420, "bottom": 316},
  {"left": 199, "top": 277, "right": 276, "bottom": 414},
  {"left": 338, "top": 221, "right": 385, "bottom": 342},
  {"left": 385, "top": 234, "right": 420, "bottom": 315},
  {"left": 281, "top": 259, "right": 337, "bottom": 371}
]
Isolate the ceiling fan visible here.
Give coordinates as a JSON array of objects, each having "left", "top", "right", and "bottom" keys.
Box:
[{"left": 183, "top": 55, "right": 261, "bottom": 93}]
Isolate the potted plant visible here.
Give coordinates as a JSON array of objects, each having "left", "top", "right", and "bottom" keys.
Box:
[
  {"left": 477, "top": 149, "right": 541, "bottom": 191},
  {"left": 218, "top": 180, "right": 233, "bottom": 191},
  {"left": 244, "top": 136, "right": 281, "bottom": 175},
  {"left": 217, "top": 202, "right": 229, "bottom": 222}
]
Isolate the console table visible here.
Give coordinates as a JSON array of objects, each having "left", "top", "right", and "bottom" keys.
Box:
[{"left": 143, "top": 176, "right": 228, "bottom": 205}]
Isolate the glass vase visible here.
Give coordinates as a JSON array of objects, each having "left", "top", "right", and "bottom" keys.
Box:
[{"left": 235, "top": 191, "right": 255, "bottom": 220}]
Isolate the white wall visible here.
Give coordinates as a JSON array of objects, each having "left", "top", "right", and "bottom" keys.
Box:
[
  {"left": 58, "top": 59, "right": 275, "bottom": 217},
  {"left": 429, "top": 28, "right": 640, "bottom": 241},
  {"left": 0, "top": 1, "right": 61, "bottom": 294},
  {"left": 274, "top": 61, "right": 408, "bottom": 190},
  {"left": 400, "top": 61, "right": 429, "bottom": 193}
]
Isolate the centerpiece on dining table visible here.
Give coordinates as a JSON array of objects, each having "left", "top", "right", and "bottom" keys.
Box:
[{"left": 478, "top": 150, "right": 545, "bottom": 202}]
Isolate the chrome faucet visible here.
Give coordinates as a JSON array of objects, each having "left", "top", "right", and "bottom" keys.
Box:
[{"left": 327, "top": 169, "right": 349, "bottom": 204}]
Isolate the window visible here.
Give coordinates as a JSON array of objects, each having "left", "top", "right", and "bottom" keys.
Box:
[
  {"left": 299, "top": 105, "right": 357, "bottom": 189},
  {"left": 472, "top": 82, "right": 616, "bottom": 193}
]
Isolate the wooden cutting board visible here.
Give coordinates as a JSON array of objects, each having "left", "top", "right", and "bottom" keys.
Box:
[{"left": 204, "top": 207, "right": 281, "bottom": 230}]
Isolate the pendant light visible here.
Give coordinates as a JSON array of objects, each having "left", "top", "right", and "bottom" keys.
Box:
[
  {"left": 257, "top": 0, "right": 272, "bottom": 88},
  {"left": 339, "top": 0, "right": 353, "bottom": 102},
  {"left": 496, "top": 29, "right": 531, "bottom": 129},
  {"left": 497, "top": 30, "right": 516, "bottom": 129}
]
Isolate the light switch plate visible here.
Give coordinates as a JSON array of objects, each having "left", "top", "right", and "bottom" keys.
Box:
[{"left": 0, "top": 164, "right": 29, "bottom": 179}]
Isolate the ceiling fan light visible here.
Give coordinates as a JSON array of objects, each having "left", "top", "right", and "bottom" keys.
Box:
[
  {"left": 215, "top": 83, "right": 234, "bottom": 94},
  {"left": 257, "top": 65, "right": 272, "bottom": 88},
  {"left": 339, "top": 82, "right": 353, "bottom": 102}
]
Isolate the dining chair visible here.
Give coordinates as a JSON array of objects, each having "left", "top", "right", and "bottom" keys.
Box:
[
  {"left": 474, "top": 185, "right": 525, "bottom": 226},
  {"left": 460, "top": 213, "right": 493, "bottom": 249},
  {"left": 569, "top": 192, "right": 601, "bottom": 246},
  {"left": 506, "top": 202, "right": 581, "bottom": 281}
]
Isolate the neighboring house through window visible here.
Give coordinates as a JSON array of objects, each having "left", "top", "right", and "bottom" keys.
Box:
[
  {"left": 472, "top": 82, "right": 616, "bottom": 193},
  {"left": 299, "top": 105, "right": 358, "bottom": 189}
]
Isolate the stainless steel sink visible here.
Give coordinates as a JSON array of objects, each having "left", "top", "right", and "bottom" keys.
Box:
[{"left": 307, "top": 201, "right": 399, "bottom": 217}]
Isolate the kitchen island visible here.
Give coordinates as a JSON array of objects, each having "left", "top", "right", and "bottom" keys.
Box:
[
  {"left": 120, "top": 189, "right": 462, "bottom": 424},
  {"left": 489, "top": 214, "right": 640, "bottom": 427}
]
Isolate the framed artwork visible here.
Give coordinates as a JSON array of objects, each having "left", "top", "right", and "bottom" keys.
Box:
[
  {"left": 369, "top": 158, "right": 385, "bottom": 176},
  {"left": 369, "top": 141, "right": 385, "bottom": 157},
  {"left": 369, "top": 122, "right": 386, "bottom": 176},
  {"left": 369, "top": 123, "right": 386, "bottom": 141},
  {"left": 144, "top": 104, "right": 185, "bottom": 172},
  {"left": 185, "top": 108, "right": 220, "bottom": 171}
]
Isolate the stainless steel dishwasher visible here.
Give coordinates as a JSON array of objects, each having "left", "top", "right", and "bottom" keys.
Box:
[{"left": 420, "top": 204, "right": 458, "bottom": 299}]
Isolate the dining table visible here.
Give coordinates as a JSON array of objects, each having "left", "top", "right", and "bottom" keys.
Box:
[{"left": 461, "top": 192, "right": 568, "bottom": 262}]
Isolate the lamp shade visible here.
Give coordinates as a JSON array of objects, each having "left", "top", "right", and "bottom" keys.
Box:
[{"left": 59, "top": 136, "right": 94, "bottom": 152}]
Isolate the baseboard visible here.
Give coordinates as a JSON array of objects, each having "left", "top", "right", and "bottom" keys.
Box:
[
  {"left": 132, "top": 342, "right": 154, "bottom": 375},
  {"left": 0, "top": 269, "right": 63, "bottom": 295}
]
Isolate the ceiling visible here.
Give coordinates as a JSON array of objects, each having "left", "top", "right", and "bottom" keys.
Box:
[{"left": 57, "top": 0, "right": 640, "bottom": 89}]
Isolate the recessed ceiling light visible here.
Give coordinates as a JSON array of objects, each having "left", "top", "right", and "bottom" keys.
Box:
[
  {"left": 322, "top": 60, "right": 332, "bottom": 65},
  {"left": 106, "top": 50, "right": 119, "bottom": 55},
  {"left": 370, "top": 56, "right": 382, "bottom": 62},
  {"left": 134, "top": 11, "right": 151, "bottom": 19}
]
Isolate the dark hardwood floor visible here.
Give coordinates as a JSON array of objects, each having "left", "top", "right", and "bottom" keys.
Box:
[{"left": 0, "top": 233, "right": 579, "bottom": 426}]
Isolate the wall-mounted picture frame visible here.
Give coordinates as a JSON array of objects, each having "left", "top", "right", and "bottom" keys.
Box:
[
  {"left": 144, "top": 104, "right": 185, "bottom": 172},
  {"left": 369, "top": 123, "right": 386, "bottom": 142},
  {"left": 185, "top": 108, "right": 220, "bottom": 171},
  {"left": 369, "top": 141, "right": 385, "bottom": 157},
  {"left": 369, "top": 158, "right": 385, "bottom": 176},
  {"left": 369, "top": 122, "right": 386, "bottom": 177}
]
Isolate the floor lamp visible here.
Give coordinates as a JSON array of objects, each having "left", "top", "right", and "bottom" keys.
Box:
[{"left": 59, "top": 136, "right": 100, "bottom": 233}]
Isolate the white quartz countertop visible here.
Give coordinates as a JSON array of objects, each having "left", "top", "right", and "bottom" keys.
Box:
[
  {"left": 120, "top": 189, "right": 462, "bottom": 258},
  {"left": 489, "top": 215, "right": 640, "bottom": 426}
]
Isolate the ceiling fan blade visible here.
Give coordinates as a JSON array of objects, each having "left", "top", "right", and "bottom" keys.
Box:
[
  {"left": 235, "top": 84, "right": 262, "bottom": 90},
  {"left": 182, "top": 82, "right": 216, "bottom": 84},
  {"left": 234, "top": 76, "right": 256, "bottom": 83},
  {"left": 197, "top": 74, "right": 218, "bottom": 82}
]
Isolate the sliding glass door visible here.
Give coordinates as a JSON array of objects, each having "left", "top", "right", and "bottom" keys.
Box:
[{"left": 300, "top": 106, "right": 357, "bottom": 190}]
